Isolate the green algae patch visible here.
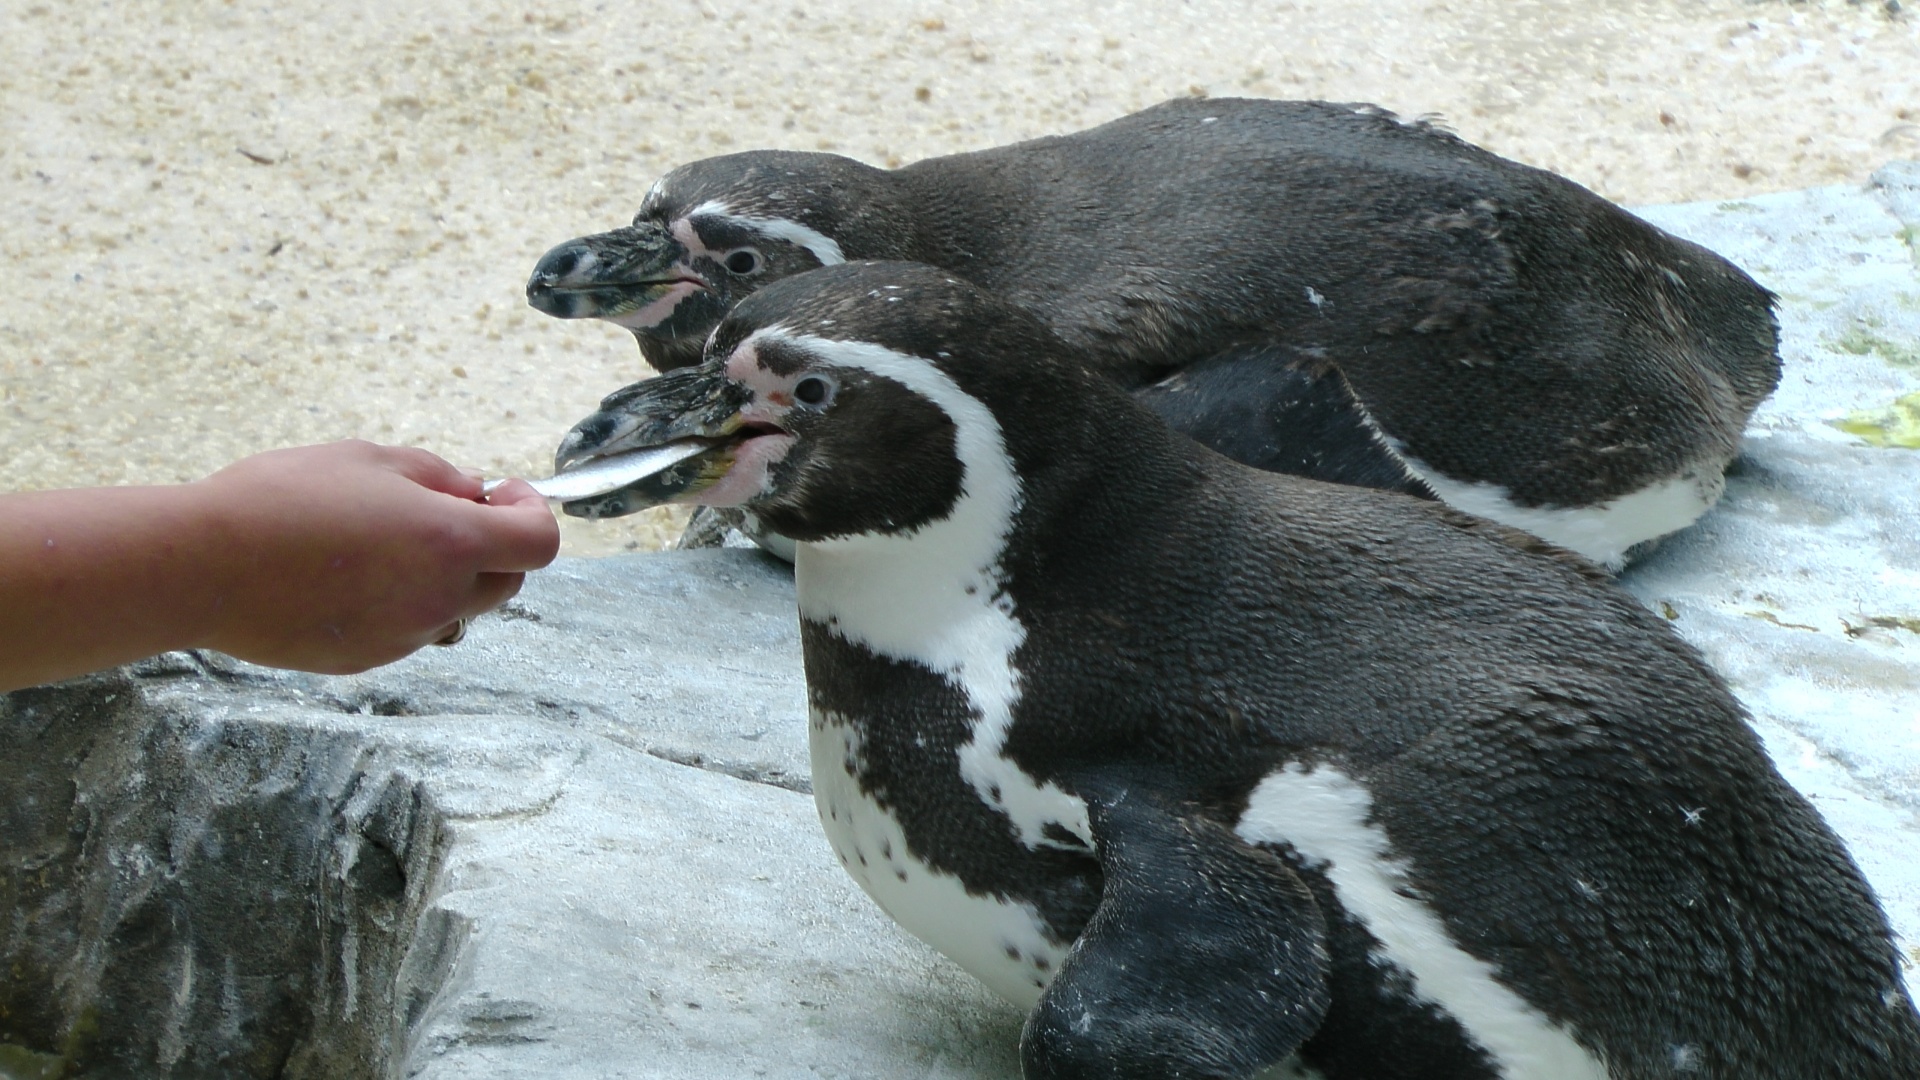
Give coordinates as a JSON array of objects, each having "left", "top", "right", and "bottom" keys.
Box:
[
  {"left": 1830, "top": 392, "right": 1920, "bottom": 448},
  {"left": 1843, "top": 615, "right": 1920, "bottom": 638},
  {"left": 1744, "top": 609, "right": 1821, "bottom": 632},
  {"left": 0, "top": 1043, "right": 69, "bottom": 1080},
  {"left": 1830, "top": 326, "right": 1920, "bottom": 367}
]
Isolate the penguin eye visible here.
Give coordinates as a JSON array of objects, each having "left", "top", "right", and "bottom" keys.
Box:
[
  {"left": 724, "top": 248, "right": 763, "bottom": 275},
  {"left": 793, "top": 375, "right": 836, "bottom": 409}
]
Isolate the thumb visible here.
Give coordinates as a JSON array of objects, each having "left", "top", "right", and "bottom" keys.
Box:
[{"left": 484, "top": 478, "right": 550, "bottom": 509}]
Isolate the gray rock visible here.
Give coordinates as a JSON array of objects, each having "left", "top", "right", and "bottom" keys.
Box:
[
  {"left": 2, "top": 550, "right": 1021, "bottom": 1079},
  {"left": 1, "top": 675, "right": 461, "bottom": 1079},
  {"left": 6, "top": 174, "right": 1920, "bottom": 1076}
]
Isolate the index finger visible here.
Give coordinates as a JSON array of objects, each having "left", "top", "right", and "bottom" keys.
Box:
[{"left": 384, "top": 445, "right": 485, "bottom": 500}]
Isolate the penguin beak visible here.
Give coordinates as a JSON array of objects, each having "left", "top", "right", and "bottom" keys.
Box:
[
  {"left": 525, "top": 222, "right": 705, "bottom": 322},
  {"left": 547, "top": 366, "right": 758, "bottom": 519}
]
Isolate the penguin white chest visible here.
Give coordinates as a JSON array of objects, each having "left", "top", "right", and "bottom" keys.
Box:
[
  {"left": 785, "top": 335, "right": 1094, "bottom": 1005},
  {"left": 810, "top": 708, "right": 1067, "bottom": 1007}
]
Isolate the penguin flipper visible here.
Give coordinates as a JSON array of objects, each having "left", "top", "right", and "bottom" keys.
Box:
[
  {"left": 1020, "top": 771, "right": 1331, "bottom": 1080},
  {"left": 1132, "top": 346, "right": 1435, "bottom": 499}
]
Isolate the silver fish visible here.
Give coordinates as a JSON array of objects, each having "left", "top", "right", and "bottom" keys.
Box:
[{"left": 482, "top": 440, "right": 712, "bottom": 502}]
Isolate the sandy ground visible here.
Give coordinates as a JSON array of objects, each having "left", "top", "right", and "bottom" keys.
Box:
[{"left": 2, "top": 0, "right": 1917, "bottom": 555}]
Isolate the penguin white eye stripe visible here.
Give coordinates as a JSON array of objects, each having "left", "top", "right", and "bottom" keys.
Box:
[
  {"left": 756, "top": 331, "right": 965, "bottom": 416},
  {"left": 750, "top": 329, "right": 1012, "bottom": 521},
  {"left": 689, "top": 200, "right": 846, "bottom": 265}
]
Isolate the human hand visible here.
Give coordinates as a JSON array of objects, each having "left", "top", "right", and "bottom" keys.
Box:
[{"left": 190, "top": 440, "right": 560, "bottom": 673}]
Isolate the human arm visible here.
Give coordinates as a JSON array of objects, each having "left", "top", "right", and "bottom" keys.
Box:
[{"left": 0, "top": 440, "right": 561, "bottom": 693}]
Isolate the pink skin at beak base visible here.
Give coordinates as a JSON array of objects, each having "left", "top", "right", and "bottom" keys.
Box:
[
  {"left": 689, "top": 432, "right": 796, "bottom": 507},
  {"left": 688, "top": 339, "right": 799, "bottom": 507},
  {"left": 605, "top": 280, "right": 705, "bottom": 331}
]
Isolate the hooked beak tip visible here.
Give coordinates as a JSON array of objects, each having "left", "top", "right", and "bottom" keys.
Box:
[
  {"left": 554, "top": 415, "right": 627, "bottom": 473},
  {"left": 528, "top": 241, "right": 593, "bottom": 288}
]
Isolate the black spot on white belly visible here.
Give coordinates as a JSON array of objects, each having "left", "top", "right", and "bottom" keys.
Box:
[{"left": 803, "top": 623, "right": 1100, "bottom": 1002}]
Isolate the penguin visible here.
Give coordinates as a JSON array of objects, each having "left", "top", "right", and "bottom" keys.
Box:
[
  {"left": 548, "top": 261, "right": 1918, "bottom": 1080},
  {"left": 526, "top": 97, "right": 1782, "bottom": 568}
]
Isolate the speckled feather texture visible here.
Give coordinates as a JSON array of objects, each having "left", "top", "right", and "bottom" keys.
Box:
[{"left": 530, "top": 97, "right": 1783, "bottom": 569}]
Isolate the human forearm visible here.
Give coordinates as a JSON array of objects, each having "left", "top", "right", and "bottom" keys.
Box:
[
  {"left": 0, "top": 441, "right": 560, "bottom": 693},
  {"left": 0, "top": 483, "right": 236, "bottom": 692}
]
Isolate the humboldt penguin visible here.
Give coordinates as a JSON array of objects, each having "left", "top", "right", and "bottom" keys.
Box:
[
  {"left": 547, "top": 262, "right": 1916, "bottom": 1080},
  {"left": 526, "top": 97, "right": 1781, "bottom": 568}
]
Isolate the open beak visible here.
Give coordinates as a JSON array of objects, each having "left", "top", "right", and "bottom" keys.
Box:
[
  {"left": 547, "top": 365, "right": 757, "bottom": 520},
  {"left": 525, "top": 222, "right": 703, "bottom": 321}
]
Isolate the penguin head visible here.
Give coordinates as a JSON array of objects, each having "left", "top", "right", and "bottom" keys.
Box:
[
  {"left": 526, "top": 152, "right": 913, "bottom": 371},
  {"left": 551, "top": 261, "right": 1128, "bottom": 544}
]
